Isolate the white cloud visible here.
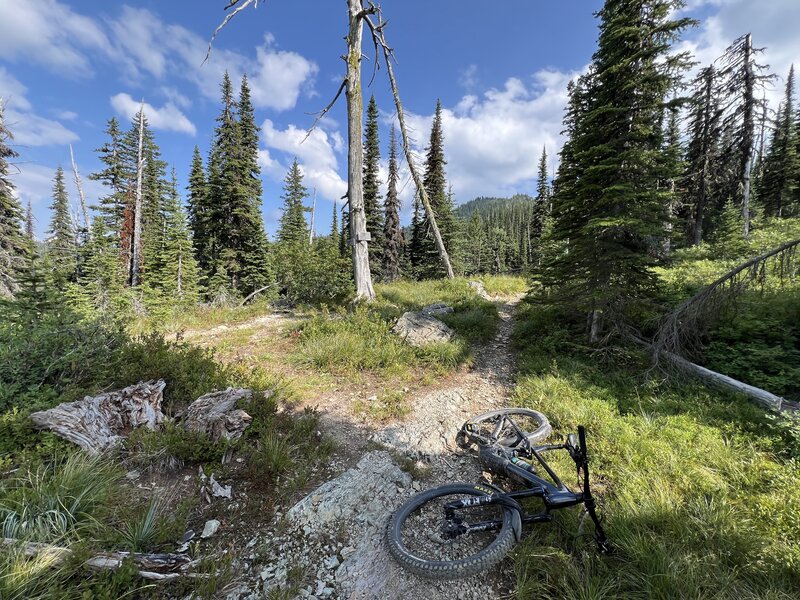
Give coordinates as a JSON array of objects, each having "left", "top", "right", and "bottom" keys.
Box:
[
  {"left": 458, "top": 64, "right": 480, "bottom": 91},
  {"left": 110, "top": 93, "right": 197, "bottom": 136},
  {"left": 0, "top": 68, "right": 78, "bottom": 147},
  {"left": 684, "top": 0, "right": 800, "bottom": 107},
  {"left": 56, "top": 110, "right": 78, "bottom": 121},
  {"left": 401, "top": 70, "right": 575, "bottom": 202},
  {"left": 0, "top": 0, "right": 113, "bottom": 77},
  {"left": 108, "top": 7, "right": 317, "bottom": 111},
  {"left": 259, "top": 119, "right": 347, "bottom": 203}
]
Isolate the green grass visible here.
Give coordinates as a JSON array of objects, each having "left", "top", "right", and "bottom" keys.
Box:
[
  {"left": 510, "top": 300, "right": 800, "bottom": 599},
  {"left": 291, "top": 305, "right": 472, "bottom": 378},
  {"left": 479, "top": 274, "right": 531, "bottom": 296},
  {"left": 353, "top": 389, "right": 411, "bottom": 422},
  {"left": 128, "top": 297, "right": 277, "bottom": 335}
]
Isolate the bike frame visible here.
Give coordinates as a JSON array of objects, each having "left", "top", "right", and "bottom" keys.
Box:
[{"left": 442, "top": 426, "right": 611, "bottom": 552}]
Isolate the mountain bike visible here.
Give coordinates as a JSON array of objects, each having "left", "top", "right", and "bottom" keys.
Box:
[{"left": 385, "top": 408, "right": 612, "bottom": 579}]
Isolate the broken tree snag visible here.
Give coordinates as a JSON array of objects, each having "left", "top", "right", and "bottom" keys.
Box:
[
  {"left": 182, "top": 388, "right": 254, "bottom": 442},
  {"left": 653, "top": 238, "right": 800, "bottom": 357},
  {"left": 346, "top": 0, "right": 377, "bottom": 301},
  {"left": 365, "top": 12, "right": 455, "bottom": 279},
  {"left": 30, "top": 380, "right": 166, "bottom": 454}
]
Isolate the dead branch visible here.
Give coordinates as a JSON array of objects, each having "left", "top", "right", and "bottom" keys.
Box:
[
  {"left": 303, "top": 78, "right": 347, "bottom": 143},
  {"left": 240, "top": 283, "right": 277, "bottom": 306},
  {"left": 653, "top": 239, "right": 800, "bottom": 358},
  {"left": 365, "top": 13, "right": 455, "bottom": 279},
  {"left": 205, "top": 0, "right": 260, "bottom": 63}
]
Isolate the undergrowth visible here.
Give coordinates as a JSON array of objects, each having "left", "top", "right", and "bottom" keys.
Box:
[{"left": 510, "top": 299, "right": 800, "bottom": 599}]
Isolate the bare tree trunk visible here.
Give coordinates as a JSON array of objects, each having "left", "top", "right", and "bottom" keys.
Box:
[
  {"left": 741, "top": 33, "right": 754, "bottom": 239},
  {"left": 346, "top": 0, "right": 375, "bottom": 301},
  {"left": 376, "top": 36, "right": 454, "bottom": 279},
  {"left": 69, "top": 144, "right": 89, "bottom": 233},
  {"left": 131, "top": 102, "right": 145, "bottom": 287}
]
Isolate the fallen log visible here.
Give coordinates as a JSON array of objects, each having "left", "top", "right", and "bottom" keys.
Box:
[
  {"left": 631, "top": 337, "right": 786, "bottom": 412},
  {"left": 1, "top": 538, "right": 198, "bottom": 581}
]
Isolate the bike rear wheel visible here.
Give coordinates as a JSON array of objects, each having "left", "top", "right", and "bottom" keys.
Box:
[
  {"left": 456, "top": 408, "right": 552, "bottom": 449},
  {"left": 386, "top": 483, "right": 516, "bottom": 580}
]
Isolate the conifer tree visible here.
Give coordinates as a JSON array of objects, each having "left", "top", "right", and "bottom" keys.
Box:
[
  {"left": 761, "top": 65, "right": 799, "bottom": 217},
  {"left": 382, "top": 126, "right": 403, "bottom": 282},
  {"left": 25, "top": 200, "right": 34, "bottom": 241},
  {"left": 153, "top": 170, "right": 200, "bottom": 305},
  {"left": 420, "top": 100, "right": 457, "bottom": 277},
  {"left": 363, "top": 95, "right": 384, "bottom": 275},
  {"left": 532, "top": 148, "right": 550, "bottom": 250},
  {"left": 661, "top": 105, "right": 686, "bottom": 253},
  {"left": 0, "top": 105, "right": 26, "bottom": 298},
  {"left": 70, "top": 217, "right": 128, "bottom": 315},
  {"left": 235, "top": 75, "right": 272, "bottom": 294},
  {"left": 408, "top": 192, "right": 424, "bottom": 273},
  {"left": 463, "top": 212, "right": 487, "bottom": 275},
  {"left": 46, "top": 166, "right": 77, "bottom": 284},
  {"left": 331, "top": 202, "right": 340, "bottom": 252},
  {"left": 90, "top": 117, "right": 128, "bottom": 233},
  {"left": 542, "top": 0, "right": 694, "bottom": 338},
  {"left": 277, "top": 160, "right": 309, "bottom": 247},
  {"left": 187, "top": 145, "right": 211, "bottom": 273}
]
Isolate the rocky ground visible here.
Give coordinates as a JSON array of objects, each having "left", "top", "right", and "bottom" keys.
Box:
[{"left": 205, "top": 295, "right": 525, "bottom": 600}]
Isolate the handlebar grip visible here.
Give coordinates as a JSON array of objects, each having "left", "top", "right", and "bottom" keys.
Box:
[{"left": 578, "top": 425, "right": 587, "bottom": 456}]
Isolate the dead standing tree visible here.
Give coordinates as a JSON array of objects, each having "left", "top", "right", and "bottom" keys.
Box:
[{"left": 208, "top": 0, "right": 454, "bottom": 300}]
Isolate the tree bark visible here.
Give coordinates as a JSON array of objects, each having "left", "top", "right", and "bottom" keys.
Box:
[
  {"left": 346, "top": 0, "right": 375, "bottom": 301},
  {"left": 69, "top": 144, "right": 89, "bottom": 234},
  {"left": 131, "top": 102, "right": 145, "bottom": 287},
  {"left": 309, "top": 187, "right": 317, "bottom": 245}
]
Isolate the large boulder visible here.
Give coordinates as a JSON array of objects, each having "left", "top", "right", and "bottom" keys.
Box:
[
  {"left": 182, "top": 388, "right": 254, "bottom": 442},
  {"left": 392, "top": 311, "right": 454, "bottom": 347},
  {"left": 30, "top": 380, "right": 166, "bottom": 454}
]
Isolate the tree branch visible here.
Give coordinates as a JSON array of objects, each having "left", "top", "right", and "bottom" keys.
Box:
[
  {"left": 205, "top": 0, "right": 260, "bottom": 64},
  {"left": 303, "top": 78, "right": 347, "bottom": 143}
]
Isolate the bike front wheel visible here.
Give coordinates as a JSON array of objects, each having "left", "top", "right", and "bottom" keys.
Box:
[
  {"left": 386, "top": 483, "right": 516, "bottom": 580},
  {"left": 456, "top": 408, "right": 552, "bottom": 449}
]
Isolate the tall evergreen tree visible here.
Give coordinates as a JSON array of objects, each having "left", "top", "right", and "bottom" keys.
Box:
[
  {"left": 420, "top": 100, "right": 457, "bottom": 277},
  {"left": 542, "top": 0, "right": 694, "bottom": 339},
  {"left": 236, "top": 74, "right": 272, "bottom": 294},
  {"left": 69, "top": 217, "right": 128, "bottom": 315},
  {"left": 382, "top": 126, "right": 403, "bottom": 282},
  {"left": 408, "top": 191, "right": 424, "bottom": 272},
  {"left": 661, "top": 104, "right": 686, "bottom": 253},
  {"left": 187, "top": 145, "right": 211, "bottom": 272},
  {"left": 25, "top": 200, "right": 34, "bottom": 242},
  {"left": 330, "top": 201, "right": 340, "bottom": 252},
  {"left": 0, "top": 105, "right": 26, "bottom": 298},
  {"left": 363, "top": 95, "right": 385, "bottom": 275},
  {"left": 89, "top": 117, "right": 128, "bottom": 233},
  {"left": 46, "top": 166, "right": 77, "bottom": 284},
  {"left": 532, "top": 147, "right": 550, "bottom": 251},
  {"left": 151, "top": 170, "right": 200, "bottom": 305},
  {"left": 761, "top": 65, "right": 799, "bottom": 217},
  {"left": 277, "top": 160, "right": 309, "bottom": 247}
]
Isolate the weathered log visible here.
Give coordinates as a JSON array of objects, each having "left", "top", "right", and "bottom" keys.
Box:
[
  {"left": 660, "top": 349, "right": 785, "bottom": 412},
  {"left": 1, "top": 538, "right": 197, "bottom": 581},
  {"left": 29, "top": 380, "right": 166, "bottom": 454},
  {"left": 182, "top": 388, "right": 254, "bottom": 442}
]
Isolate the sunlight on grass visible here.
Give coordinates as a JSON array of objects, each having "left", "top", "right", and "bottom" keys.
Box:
[
  {"left": 510, "top": 301, "right": 800, "bottom": 599},
  {"left": 479, "top": 274, "right": 530, "bottom": 296}
]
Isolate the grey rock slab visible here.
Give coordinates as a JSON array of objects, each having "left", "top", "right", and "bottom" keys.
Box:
[{"left": 391, "top": 311, "right": 454, "bottom": 347}]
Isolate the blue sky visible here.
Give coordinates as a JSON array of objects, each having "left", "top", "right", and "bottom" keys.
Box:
[{"left": 1, "top": 0, "right": 799, "bottom": 239}]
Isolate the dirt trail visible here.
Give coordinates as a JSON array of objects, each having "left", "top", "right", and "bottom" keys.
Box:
[{"left": 231, "top": 294, "right": 526, "bottom": 600}]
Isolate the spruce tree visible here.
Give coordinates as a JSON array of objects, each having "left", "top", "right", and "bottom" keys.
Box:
[
  {"left": 277, "top": 160, "right": 309, "bottom": 247},
  {"left": 187, "top": 145, "right": 211, "bottom": 273},
  {"left": 70, "top": 217, "right": 128, "bottom": 315},
  {"left": 542, "top": 0, "right": 694, "bottom": 338},
  {"left": 463, "top": 212, "right": 487, "bottom": 275},
  {"left": 382, "top": 126, "right": 404, "bottom": 282},
  {"left": 761, "top": 65, "right": 799, "bottom": 217},
  {"left": 25, "top": 200, "right": 34, "bottom": 241},
  {"left": 408, "top": 192, "right": 424, "bottom": 273},
  {"left": 531, "top": 147, "right": 550, "bottom": 260},
  {"left": 153, "top": 170, "right": 200, "bottom": 306},
  {"left": 363, "top": 95, "right": 385, "bottom": 275},
  {"left": 235, "top": 75, "right": 272, "bottom": 294},
  {"left": 89, "top": 117, "right": 128, "bottom": 233},
  {"left": 331, "top": 202, "right": 340, "bottom": 252},
  {"left": 0, "top": 105, "right": 26, "bottom": 298},
  {"left": 46, "top": 166, "right": 77, "bottom": 285},
  {"left": 421, "top": 100, "right": 457, "bottom": 278},
  {"left": 661, "top": 105, "right": 686, "bottom": 253}
]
